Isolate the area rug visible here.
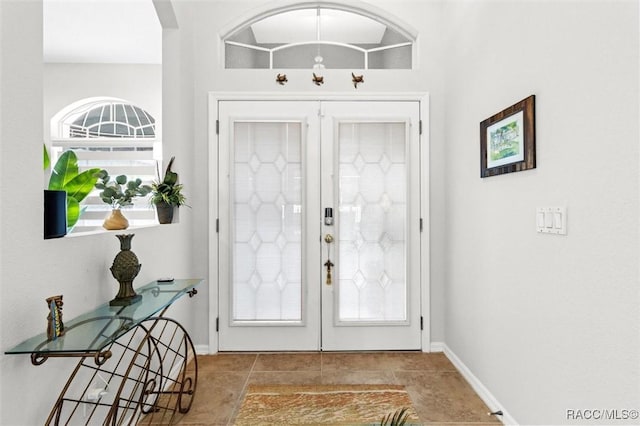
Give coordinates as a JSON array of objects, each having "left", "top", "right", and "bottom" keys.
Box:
[{"left": 233, "top": 384, "right": 421, "bottom": 425}]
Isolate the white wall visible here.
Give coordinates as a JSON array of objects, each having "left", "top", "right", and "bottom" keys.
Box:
[
  {"left": 443, "top": 1, "right": 639, "bottom": 424},
  {"left": 43, "top": 63, "right": 162, "bottom": 140},
  {"left": 170, "top": 0, "right": 448, "bottom": 350},
  {"left": 0, "top": 3, "right": 194, "bottom": 425},
  {"left": 6, "top": 1, "right": 637, "bottom": 424}
]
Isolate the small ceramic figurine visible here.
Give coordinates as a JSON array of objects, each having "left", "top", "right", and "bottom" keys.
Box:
[
  {"left": 351, "top": 72, "right": 364, "bottom": 89},
  {"left": 276, "top": 73, "right": 288, "bottom": 85},
  {"left": 312, "top": 73, "right": 324, "bottom": 86},
  {"left": 46, "top": 295, "right": 65, "bottom": 341}
]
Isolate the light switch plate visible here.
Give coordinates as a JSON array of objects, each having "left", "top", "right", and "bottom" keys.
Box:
[{"left": 536, "top": 207, "right": 567, "bottom": 235}]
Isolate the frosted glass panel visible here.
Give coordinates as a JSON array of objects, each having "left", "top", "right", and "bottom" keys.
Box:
[
  {"left": 338, "top": 123, "right": 406, "bottom": 321},
  {"left": 232, "top": 122, "right": 302, "bottom": 321}
]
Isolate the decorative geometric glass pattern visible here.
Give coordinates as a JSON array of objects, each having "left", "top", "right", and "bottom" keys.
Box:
[
  {"left": 232, "top": 122, "right": 303, "bottom": 321},
  {"left": 338, "top": 122, "right": 407, "bottom": 321},
  {"left": 65, "top": 101, "right": 155, "bottom": 138}
]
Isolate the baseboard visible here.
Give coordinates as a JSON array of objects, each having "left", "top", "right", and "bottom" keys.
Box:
[
  {"left": 194, "top": 344, "right": 211, "bottom": 355},
  {"left": 441, "top": 344, "right": 518, "bottom": 425},
  {"left": 430, "top": 341, "right": 445, "bottom": 352}
]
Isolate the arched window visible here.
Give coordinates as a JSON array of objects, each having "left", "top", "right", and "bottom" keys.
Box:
[
  {"left": 64, "top": 101, "right": 155, "bottom": 139},
  {"left": 223, "top": 6, "right": 416, "bottom": 70},
  {"left": 50, "top": 98, "right": 160, "bottom": 232}
]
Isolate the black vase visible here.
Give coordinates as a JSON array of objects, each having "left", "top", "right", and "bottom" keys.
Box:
[
  {"left": 155, "top": 201, "right": 174, "bottom": 224},
  {"left": 44, "top": 190, "right": 67, "bottom": 239}
]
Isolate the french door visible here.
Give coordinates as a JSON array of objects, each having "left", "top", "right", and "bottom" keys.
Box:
[{"left": 217, "top": 100, "right": 422, "bottom": 351}]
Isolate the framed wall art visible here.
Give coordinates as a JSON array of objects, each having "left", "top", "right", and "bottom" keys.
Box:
[{"left": 480, "top": 95, "right": 536, "bottom": 178}]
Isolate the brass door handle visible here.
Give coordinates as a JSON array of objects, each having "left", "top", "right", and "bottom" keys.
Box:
[
  {"left": 324, "top": 234, "right": 334, "bottom": 285},
  {"left": 324, "top": 259, "right": 334, "bottom": 285}
]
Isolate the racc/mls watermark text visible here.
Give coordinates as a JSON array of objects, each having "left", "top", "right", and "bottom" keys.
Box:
[{"left": 566, "top": 409, "right": 639, "bottom": 421}]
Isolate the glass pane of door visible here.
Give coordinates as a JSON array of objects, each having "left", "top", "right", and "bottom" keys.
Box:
[
  {"left": 218, "top": 100, "right": 321, "bottom": 351},
  {"left": 337, "top": 122, "right": 407, "bottom": 322},
  {"left": 320, "top": 101, "right": 421, "bottom": 351},
  {"left": 232, "top": 121, "right": 303, "bottom": 322}
]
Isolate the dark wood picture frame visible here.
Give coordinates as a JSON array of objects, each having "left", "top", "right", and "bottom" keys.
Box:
[{"left": 480, "top": 95, "right": 536, "bottom": 178}]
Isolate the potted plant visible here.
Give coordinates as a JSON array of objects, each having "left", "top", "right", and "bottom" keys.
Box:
[
  {"left": 150, "top": 156, "right": 188, "bottom": 224},
  {"left": 95, "top": 171, "right": 152, "bottom": 230},
  {"left": 44, "top": 146, "right": 101, "bottom": 238}
]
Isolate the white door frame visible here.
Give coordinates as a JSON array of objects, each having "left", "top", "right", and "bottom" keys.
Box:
[{"left": 208, "top": 92, "right": 430, "bottom": 353}]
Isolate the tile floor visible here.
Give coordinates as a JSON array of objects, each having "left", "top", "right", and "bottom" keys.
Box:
[{"left": 175, "top": 352, "right": 501, "bottom": 425}]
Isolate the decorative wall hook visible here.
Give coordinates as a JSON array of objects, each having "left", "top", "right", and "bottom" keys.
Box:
[
  {"left": 276, "top": 73, "right": 288, "bottom": 85},
  {"left": 351, "top": 72, "right": 364, "bottom": 89},
  {"left": 312, "top": 73, "right": 324, "bottom": 86}
]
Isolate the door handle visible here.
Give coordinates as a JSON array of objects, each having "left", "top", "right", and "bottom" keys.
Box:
[
  {"left": 324, "top": 259, "right": 334, "bottom": 285},
  {"left": 324, "top": 234, "right": 334, "bottom": 285}
]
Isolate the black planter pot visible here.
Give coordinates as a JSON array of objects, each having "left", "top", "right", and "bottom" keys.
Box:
[
  {"left": 44, "top": 190, "right": 67, "bottom": 239},
  {"left": 155, "top": 201, "right": 174, "bottom": 224}
]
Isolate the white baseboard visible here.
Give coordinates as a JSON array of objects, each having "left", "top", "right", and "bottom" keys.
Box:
[
  {"left": 194, "top": 344, "right": 211, "bottom": 355},
  {"left": 441, "top": 343, "right": 518, "bottom": 425},
  {"left": 430, "top": 341, "right": 445, "bottom": 352}
]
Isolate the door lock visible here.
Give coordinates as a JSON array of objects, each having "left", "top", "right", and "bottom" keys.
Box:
[{"left": 324, "top": 208, "right": 333, "bottom": 226}]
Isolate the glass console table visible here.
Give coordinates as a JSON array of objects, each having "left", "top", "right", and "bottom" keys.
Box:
[{"left": 5, "top": 278, "right": 203, "bottom": 425}]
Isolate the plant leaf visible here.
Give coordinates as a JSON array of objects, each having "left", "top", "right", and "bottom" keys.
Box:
[
  {"left": 66, "top": 196, "right": 80, "bottom": 230},
  {"left": 64, "top": 168, "right": 101, "bottom": 203},
  {"left": 102, "top": 187, "right": 117, "bottom": 198},
  {"left": 164, "top": 156, "right": 175, "bottom": 177},
  {"left": 115, "top": 175, "right": 127, "bottom": 185},
  {"left": 380, "top": 408, "right": 409, "bottom": 426},
  {"left": 49, "top": 150, "right": 79, "bottom": 190},
  {"left": 43, "top": 144, "right": 50, "bottom": 170},
  {"left": 163, "top": 170, "right": 178, "bottom": 186}
]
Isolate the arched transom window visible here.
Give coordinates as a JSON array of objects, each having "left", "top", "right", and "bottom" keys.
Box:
[
  {"left": 62, "top": 100, "right": 155, "bottom": 139},
  {"left": 224, "top": 7, "right": 415, "bottom": 69}
]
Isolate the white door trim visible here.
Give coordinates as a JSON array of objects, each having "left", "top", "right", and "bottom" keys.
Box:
[{"left": 208, "top": 92, "right": 430, "bottom": 353}]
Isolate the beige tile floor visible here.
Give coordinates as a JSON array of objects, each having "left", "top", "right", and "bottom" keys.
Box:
[{"left": 175, "top": 352, "right": 501, "bottom": 425}]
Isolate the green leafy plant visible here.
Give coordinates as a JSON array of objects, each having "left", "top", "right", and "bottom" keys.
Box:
[
  {"left": 43, "top": 144, "right": 50, "bottom": 170},
  {"left": 47, "top": 149, "right": 101, "bottom": 231},
  {"left": 380, "top": 407, "right": 410, "bottom": 426},
  {"left": 95, "top": 170, "right": 152, "bottom": 209},
  {"left": 150, "top": 156, "right": 188, "bottom": 207}
]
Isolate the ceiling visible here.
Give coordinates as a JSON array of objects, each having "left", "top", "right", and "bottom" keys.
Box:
[{"left": 43, "top": 0, "right": 162, "bottom": 64}]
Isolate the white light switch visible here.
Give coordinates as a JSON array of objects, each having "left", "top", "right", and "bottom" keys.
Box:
[
  {"left": 544, "top": 212, "right": 554, "bottom": 228},
  {"left": 553, "top": 212, "right": 563, "bottom": 229},
  {"left": 536, "top": 207, "right": 567, "bottom": 235}
]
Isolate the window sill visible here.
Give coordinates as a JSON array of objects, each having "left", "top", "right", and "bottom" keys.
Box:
[{"left": 64, "top": 223, "right": 161, "bottom": 238}]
